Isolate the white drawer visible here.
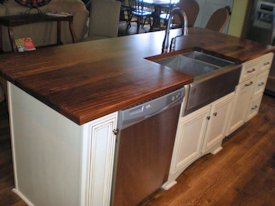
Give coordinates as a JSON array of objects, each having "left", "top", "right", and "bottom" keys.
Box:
[
  {"left": 257, "top": 53, "right": 273, "bottom": 73},
  {"left": 254, "top": 69, "right": 270, "bottom": 96},
  {"left": 240, "top": 60, "right": 259, "bottom": 83}
]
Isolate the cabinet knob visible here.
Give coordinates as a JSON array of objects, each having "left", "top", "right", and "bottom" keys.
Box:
[
  {"left": 258, "top": 82, "right": 265, "bottom": 86},
  {"left": 252, "top": 105, "right": 258, "bottom": 110},
  {"left": 207, "top": 116, "right": 211, "bottom": 120},
  {"left": 247, "top": 68, "right": 256, "bottom": 73},
  {"left": 245, "top": 81, "right": 253, "bottom": 87},
  {"left": 213, "top": 112, "right": 218, "bottom": 116},
  {"left": 264, "top": 62, "right": 270, "bottom": 66},
  {"left": 113, "top": 129, "right": 119, "bottom": 135}
]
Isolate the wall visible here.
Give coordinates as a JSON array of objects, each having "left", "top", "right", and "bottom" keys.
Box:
[{"left": 228, "top": 0, "right": 249, "bottom": 37}]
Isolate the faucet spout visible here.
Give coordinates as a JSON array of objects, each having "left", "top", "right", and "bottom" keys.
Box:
[{"left": 162, "top": 7, "right": 188, "bottom": 53}]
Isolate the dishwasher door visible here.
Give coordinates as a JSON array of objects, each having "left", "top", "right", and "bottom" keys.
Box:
[{"left": 111, "top": 88, "right": 184, "bottom": 206}]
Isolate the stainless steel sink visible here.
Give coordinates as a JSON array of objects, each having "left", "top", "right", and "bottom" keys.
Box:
[
  {"left": 148, "top": 50, "right": 242, "bottom": 115},
  {"left": 183, "top": 51, "right": 235, "bottom": 67}
]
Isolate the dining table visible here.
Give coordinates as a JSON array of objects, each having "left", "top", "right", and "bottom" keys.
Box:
[{"left": 142, "top": 0, "right": 180, "bottom": 30}]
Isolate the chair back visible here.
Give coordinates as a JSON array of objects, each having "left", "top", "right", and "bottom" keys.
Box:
[
  {"left": 89, "top": 0, "right": 121, "bottom": 38},
  {"left": 176, "top": 0, "right": 199, "bottom": 27},
  {"left": 129, "top": 0, "right": 146, "bottom": 14},
  {"left": 205, "top": 6, "right": 231, "bottom": 32}
]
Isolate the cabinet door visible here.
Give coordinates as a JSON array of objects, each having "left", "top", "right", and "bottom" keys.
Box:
[
  {"left": 246, "top": 93, "right": 263, "bottom": 122},
  {"left": 82, "top": 113, "right": 118, "bottom": 206},
  {"left": 169, "top": 105, "right": 210, "bottom": 176},
  {"left": 203, "top": 93, "right": 233, "bottom": 154},
  {"left": 254, "top": 69, "right": 270, "bottom": 96},
  {"left": 227, "top": 77, "right": 256, "bottom": 135}
]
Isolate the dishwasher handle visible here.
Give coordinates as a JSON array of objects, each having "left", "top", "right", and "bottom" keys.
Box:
[{"left": 118, "top": 88, "right": 185, "bottom": 130}]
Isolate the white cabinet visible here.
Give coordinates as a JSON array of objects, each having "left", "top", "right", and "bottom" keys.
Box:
[
  {"left": 82, "top": 113, "right": 118, "bottom": 206},
  {"left": 163, "top": 93, "right": 233, "bottom": 190},
  {"left": 163, "top": 104, "right": 210, "bottom": 189},
  {"left": 226, "top": 78, "right": 256, "bottom": 135},
  {"left": 226, "top": 53, "right": 273, "bottom": 135},
  {"left": 202, "top": 93, "right": 234, "bottom": 154}
]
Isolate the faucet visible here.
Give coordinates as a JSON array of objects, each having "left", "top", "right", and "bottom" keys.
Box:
[{"left": 162, "top": 7, "right": 188, "bottom": 53}]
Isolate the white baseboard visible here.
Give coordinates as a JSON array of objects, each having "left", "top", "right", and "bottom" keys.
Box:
[
  {"left": 211, "top": 146, "right": 223, "bottom": 155},
  {"left": 161, "top": 180, "right": 177, "bottom": 190},
  {"left": 12, "top": 188, "right": 34, "bottom": 206}
]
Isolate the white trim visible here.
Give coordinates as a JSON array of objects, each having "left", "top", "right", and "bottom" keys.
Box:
[
  {"left": 211, "top": 146, "right": 223, "bottom": 155},
  {"left": 12, "top": 189, "right": 34, "bottom": 206},
  {"left": 162, "top": 181, "right": 177, "bottom": 190},
  {"left": 80, "top": 125, "right": 91, "bottom": 206},
  {"left": 7, "top": 82, "right": 18, "bottom": 189},
  {"left": 81, "top": 112, "right": 118, "bottom": 206}
]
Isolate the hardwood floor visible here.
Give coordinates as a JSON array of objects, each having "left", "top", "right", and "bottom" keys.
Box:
[{"left": 0, "top": 95, "right": 274, "bottom": 206}]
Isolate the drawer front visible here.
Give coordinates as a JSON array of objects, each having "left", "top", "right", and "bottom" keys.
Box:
[
  {"left": 240, "top": 53, "right": 273, "bottom": 83},
  {"left": 258, "top": 53, "right": 273, "bottom": 73},
  {"left": 254, "top": 69, "right": 270, "bottom": 96},
  {"left": 246, "top": 93, "right": 263, "bottom": 122},
  {"left": 240, "top": 61, "right": 259, "bottom": 83}
]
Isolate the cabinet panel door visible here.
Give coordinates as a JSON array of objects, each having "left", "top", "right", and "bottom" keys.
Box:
[
  {"left": 171, "top": 105, "right": 210, "bottom": 174},
  {"left": 254, "top": 69, "right": 270, "bottom": 96},
  {"left": 246, "top": 93, "right": 263, "bottom": 122},
  {"left": 227, "top": 77, "right": 256, "bottom": 134},
  {"left": 203, "top": 93, "right": 233, "bottom": 153},
  {"left": 82, "top": 113, "right": 118, "bottom": 206}
]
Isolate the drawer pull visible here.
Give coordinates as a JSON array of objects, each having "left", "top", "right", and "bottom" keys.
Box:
[
  {"left": 264, "top": 62, "right": 270, "bottom": 66},
  {"left": 247, "top": 68, "right": 256, "bottom": 73},
  {"left": 245, "top": 81, "right": 253, "bottom": 87},
  {"left": 252, "top": 105, "right": 258, "bottom": 110},
  {"left": 213, "top": 112, "right": 218, "bottom": 116},
  {"left": 258, "top": 82, "right": 265, "bottom": 86},
  {"left": 207, "top": 116, "right": 211, "bottom": 120}
]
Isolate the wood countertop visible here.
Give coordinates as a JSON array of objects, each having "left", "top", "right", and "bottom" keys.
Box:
[{"left": 0, "top": 28, "right": 273, "bottom": 125}]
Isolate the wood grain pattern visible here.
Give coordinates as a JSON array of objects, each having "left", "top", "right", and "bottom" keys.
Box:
[{"left": 0, "top": 28, "right": 273, "bottom": 124}]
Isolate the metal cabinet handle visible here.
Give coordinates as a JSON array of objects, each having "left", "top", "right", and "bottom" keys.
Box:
[
  {"left": 207, "top": 116, "right": 211, "bottom": 120},
  {"left": 252, "top": 105, "right": 258, "bottom": 110},
  {"left": 264, "top": 62, "right": 270, "bottom": 66},
  {"left": 258, "top": 82, "right": 265, "bottom": 87},
  {"left": 113, "top": 129, "right": 119, "bottom": 135},
  {"left": 245, "top": 81, "right": 253, "bottom": 87},
  {"left": 213, "top": 112, "right": 218, "bottom": 116},
  {"left": 247, "top": 68, "right": 256, "bottom": 73}
]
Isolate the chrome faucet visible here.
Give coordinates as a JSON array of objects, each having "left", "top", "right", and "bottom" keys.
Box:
[{"left": 162, "top": 7, "right": 188, "bottom": 53}]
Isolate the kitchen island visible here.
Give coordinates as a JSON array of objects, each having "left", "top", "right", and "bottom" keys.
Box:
[{"left": 0, "top": 28, "right": 274, "bottom": 206}]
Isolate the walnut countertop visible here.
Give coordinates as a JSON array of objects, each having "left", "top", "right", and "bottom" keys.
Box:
[{"left": 0, "top": 28, "right": 273, "bottom": 125}]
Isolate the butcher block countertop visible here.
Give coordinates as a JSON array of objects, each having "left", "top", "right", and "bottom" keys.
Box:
[{"left": 0, "top": 28, "right": 273, "bottom": 124}]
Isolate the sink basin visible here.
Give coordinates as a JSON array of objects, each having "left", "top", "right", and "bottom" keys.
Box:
[
  {"left": 156, "top": 55, "right": 219, "bottom": 78},
  {"left": 183, "top": 51, "right": 235, "bottom": 67},
  {"left": 147, "top": 49, "right": 241, "bottom": 115}
]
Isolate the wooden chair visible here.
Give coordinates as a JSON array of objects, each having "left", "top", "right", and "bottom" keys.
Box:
[
  {"left": 205, "top": 6, "right": 231, "bottom": 32},
  {"left": 127, "top": 0, "right": 153, "bottom": 33},
  {"left": 175, "top": 0, "right": 200, "bottom": 27},
  {"left": 86, "top": 0, "right": 121, "bottom": 40}
]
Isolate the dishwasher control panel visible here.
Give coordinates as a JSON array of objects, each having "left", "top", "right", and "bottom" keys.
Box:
[{"left": 118, "top": 88, "right": 185, "bottom": 129}]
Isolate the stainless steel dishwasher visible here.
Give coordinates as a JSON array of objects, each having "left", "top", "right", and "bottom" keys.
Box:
[{"left": 111, "top": 88, "right": 185, "bottom": 206}]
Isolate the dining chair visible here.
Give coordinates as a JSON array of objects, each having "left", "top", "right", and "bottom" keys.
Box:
[
  {"left": 86, "top": 0, "right": 121, "bottom": 40},
  {"left": 175, "top": 0, "right": 199, "bottom": 27},
  {"left": 159, "top": 0, "right": 176, "bottom": 29},
  {"left": 127, "top": 0, "right": 153, "bottom": 33},
  {"left": 205, "top": 6, "right": 231, "bottom": 32}
]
